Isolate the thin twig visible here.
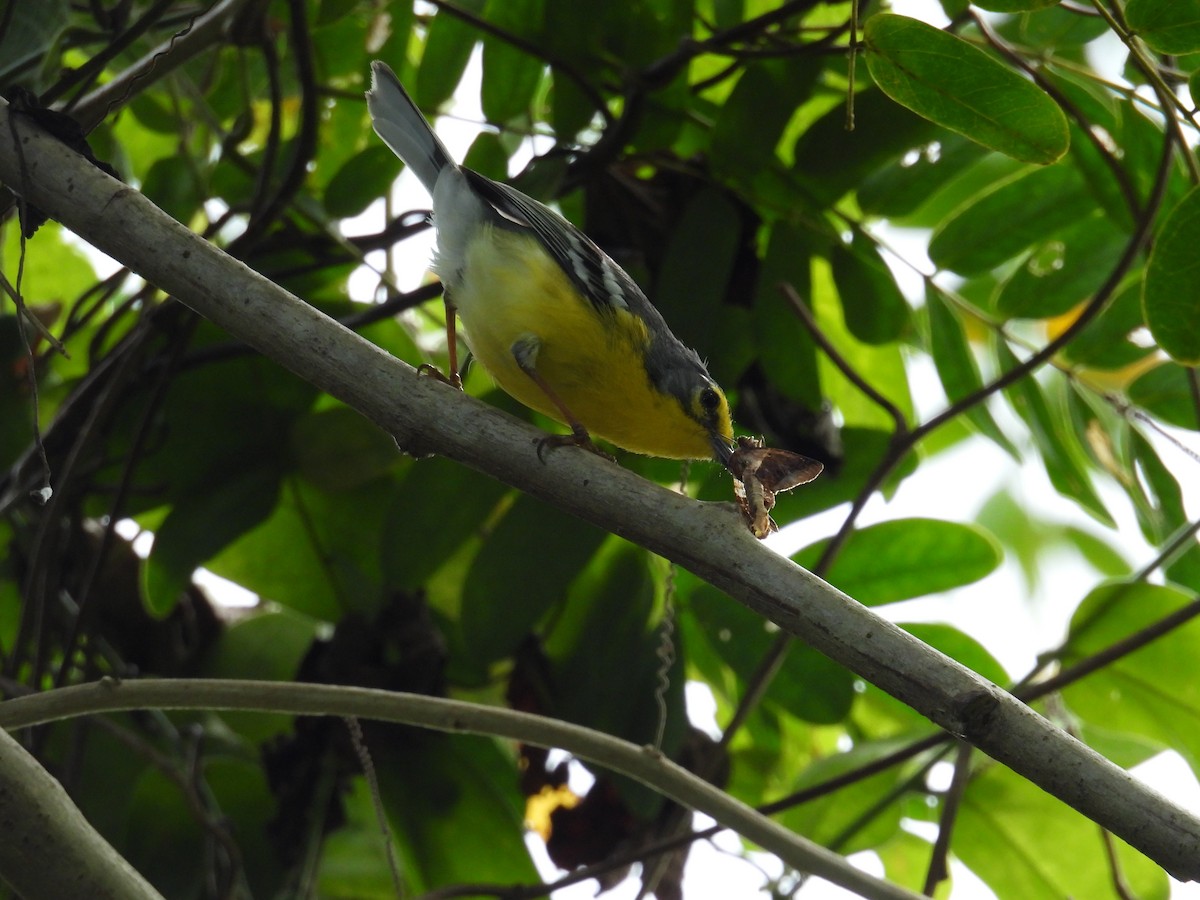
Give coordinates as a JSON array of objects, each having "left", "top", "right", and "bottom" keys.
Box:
[
  {"left": 922, "top": 742, "right": 972, "bottom": 895},
  {"left": 344, "top": 717, "right": 406, "bottom": 898}
]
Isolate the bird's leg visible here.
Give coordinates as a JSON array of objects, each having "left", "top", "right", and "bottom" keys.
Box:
[
  {"left": 511, "top": 334, "right": 614, "bottom": 462},
  {"left": 417, "top": 294, "right": 463, "bottom": 388}
]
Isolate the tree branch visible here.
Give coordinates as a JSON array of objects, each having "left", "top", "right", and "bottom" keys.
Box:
[
  {"left": 0, "top": 679, "right": 919, "bottom": 900},
  {"left": 0, "top": 727, "right": 164, "bottom": 899},
  {"left": 2, "top": 99, "right": 1199, "bottom": 882}
]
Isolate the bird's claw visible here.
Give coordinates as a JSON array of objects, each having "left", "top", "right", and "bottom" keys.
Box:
[
  {"left": 417, "top": 363, "right": 462, "bottom": 389},
  {"left": 536, "top": 426, "right": 615, "bottom": 463}
]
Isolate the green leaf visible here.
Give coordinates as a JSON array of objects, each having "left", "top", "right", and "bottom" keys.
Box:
[
  {"left": 1144, "top": 186, "right": 1200, "bottom": 364},
  {"left": 480, "top": 0, "right": 545, "bottom": 122},
  {"left": 462, "top": 131, "right": 511, "bottom": 181},
  {"left": 958, "top": 765, "right": 1170, "bottom": 900},
  {"left": 709, "top": 57, "right": 821, "bottom": 179},
  {"left": 1129, "top": 431, "right": 1187, "bottom": 545},
  {"left": 124, "top": 768, "right": 206, "bottom": 897},
  {"left": 994, "top": 214, "right": 1129, "bottom": 320},
  {"left": 857, "top": 134, "right": 986, "bottom": 219},
  {"left": 543, "top": 544, "right": 684, "bottom": 747},
  {"left": 206, "top": 477, "right": 395, "bottom": 620},
  {"left": 1015, "top": 4, "right": 1112, "bottom": 46},
  {"left": 0, "top": 0, "right": 68, "bottom": 79},
  {"left": 794, "top": 518, "right": 1002, "bottom": 605},
  {"left": 318, "top": 818, "right": 402, "bottom": 898},
  {"left": 290, "top": 406, "right": 400, "bottom": 491},
  {"left": 203, "top": 608, "right": 317, "bottom": 680},
  {"left": 1126, "top": 0, "right": 1200, "bottom": 54},
  {"left": 793, "top": 88, "right": 940, "bottom": 204},
  {"left": 1061, "top": 581, "right": 1200, "bottom": 772},
  {"left": 1063, "top": 526, "right": 1133, "bottom": 578},
  {"left": 143, "top": 466, "right": 281, "bottom": 616},
  {"left": 375, "top": 735, "right": 538, "bottom": 892},
  {"left": 876, "top": 831, "right": 937, "bottom": 895},
  {"left": 777, "top": 739, "right": 912, "bottom": 853},
  {"left": 381, "top": 458, "right": 510, "bottom": 592},
  {"left": 416, "top": 0, "right": 487, "bottom": 109},
  {"left": 6, "top": 221, "right": 99, "bottom": 306},
  {"left": 925, "top": 288, "right": 1020, "bottom": 458},
  {"left": 548, "top": 69, "right": 597, "bottom": 140},
  {"left": 543, "top": 543, "right": 686, "bottom": 816},
  {"left": 996, "top": 340, "right": 1114, "bottom": 524},
  {"left": 653, "top": 187, "right": 743, "bottom": 356},
  {"left": 1059, "top": 277, "right": 1152, "bottom": 371},
  {"left": 863, "top": 14, "right": 1069, "bottom": 165},
  {"left": 317, "top": 0, "right": 361, "bottom": 25},
  {"left": 1061, "top": 110, "right": 1134, "bottom": 227},
  {"left": 902, "top": 623, "right": 1010, "bottom": 684},
  {"left": 201, "top": 610, "right": 319, "bottom": 741},
  {"left": 460, "top": 495, "right": 607, "bottom": 663},
  {"left": 687, "top": 584, "right": 855, "bottom": 724},
  {"left": 753, "top": 222, "right": 822, "bottom": 408},
  {"left": 324, "top": 145, "right": 403, "bottom": 219},
  {"left": 898, "top": 151, "right": 1027, "bottom": 231},
  {"left": 928, "top": 165, "right": 1091, "bottom": 275},
  {"left": 1125, "top": 431, "right": 1200, "bottom": 589},
  {"left": 811, "top": 258, "right": 914, "bottom": 431},
  {"left": 1128, "top": 363, "right": 1200, "bottom": 430},
  {"left": 829, "top": 236, "right": 910, "bottom": 345},
  {"left": 140, "top": 156, "right": 203, "bottom": 225},
  {"left": 1166, "top": 544, "right": 1200, "bottom": 595},
  {"left": 204, "top": 760, "right": 284, "bottom": 897}
]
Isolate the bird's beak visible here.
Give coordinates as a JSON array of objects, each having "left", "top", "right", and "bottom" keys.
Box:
[{"left": 711, "top": 433, "right": 735, "bottom": 468}]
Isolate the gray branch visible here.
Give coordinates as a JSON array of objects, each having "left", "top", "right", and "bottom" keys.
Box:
[
  {"left": 0, "top": 728, "right": 164, "bottom": 899},
  {"left": 0, "top": 680, "right": 921, "bottom": 900}
]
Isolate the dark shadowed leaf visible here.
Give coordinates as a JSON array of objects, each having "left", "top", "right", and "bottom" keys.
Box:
[
  {"left": 324, "top": 145, "right": 403, "bottom": 219},
  {"left": 830, "top": 237, "right": 910, "bottom": 345},
  {"left": 461, "top": 495, "right": 607, "bottom": 663},
  {"left": 375, "top": 735, "right": 539, "bottom": 891},
  {"left": 480, "top": 0, "right": 545, "bottom": 122},
  {"left": 143, "top": 466, "right": 281, "bottom": 617},
  {"left": 710, "top": 57, "right": 821, "bottom": 178}
]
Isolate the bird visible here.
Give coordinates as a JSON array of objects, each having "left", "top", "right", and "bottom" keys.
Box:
[{"left": 365, "top": 61, "right": 735, "bottom": 464}]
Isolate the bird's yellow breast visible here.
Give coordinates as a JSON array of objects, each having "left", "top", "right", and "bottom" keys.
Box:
[{"left": 448, "top": 226, "right": 713, "bottom": 459}]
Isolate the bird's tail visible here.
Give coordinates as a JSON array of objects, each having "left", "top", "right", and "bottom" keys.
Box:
[{"left": 366, "top": 61, "right": 454, "bottom": 194}]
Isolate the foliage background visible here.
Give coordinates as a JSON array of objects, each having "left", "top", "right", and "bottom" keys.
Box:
[{"left": 2, "top": 0, "right": 1200, "bottom": 897}]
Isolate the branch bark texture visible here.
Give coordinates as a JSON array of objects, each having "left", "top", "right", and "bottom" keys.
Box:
[{"left": 0, "top": 727, "right": 165, "bottom": 899}]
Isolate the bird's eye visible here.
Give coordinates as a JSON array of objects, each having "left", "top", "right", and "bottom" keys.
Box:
[{"left": 699, "top": 387, "right": 721, "bottom": 412}]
